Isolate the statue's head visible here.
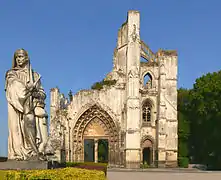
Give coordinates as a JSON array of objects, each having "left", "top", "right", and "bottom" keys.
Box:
[{"left": 12, "top": 48, "right": 29, "bottom": 68}]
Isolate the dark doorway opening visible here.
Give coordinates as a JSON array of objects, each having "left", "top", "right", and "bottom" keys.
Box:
[
  {"left": 98, "top": 139, "right": 109, "bottom": 163},
  {"left": 84, "top": 139, "right": 94, "bottom": 162},
  {"left": 143, "top": 147, "right": 151, "bottom": 165}
]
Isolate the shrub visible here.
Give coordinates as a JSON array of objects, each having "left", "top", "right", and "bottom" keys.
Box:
[
  {"left": 91, "top": 82, "right": 103, "bottom": 90},
  {"left": 66, "top": 162, "right": 108, "bottom": 176},
  {"left": 65, "top": 162, "right": 80, "bottom": 167},
  {"left": 0, "top": 171, "right": 7, "bottom": 179},
  {"left": 140, "top": 161, "right": 149, "bottom": 168},
  {"left": 178, "top": 157, "right": 189, "bottom": 168},
  {"left": 91, "top": 80, "right": 117, "bottom": 90},
  {"left": 0, "top": 167, "right": 105, "bottom": 180}
]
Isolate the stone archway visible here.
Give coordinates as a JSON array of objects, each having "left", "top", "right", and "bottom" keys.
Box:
[
  {"left": 72, "top": 105, "right": 119, "bottom": 165},
  {"left": 141, "top": 136, "right": 154, "bottom": 166}
]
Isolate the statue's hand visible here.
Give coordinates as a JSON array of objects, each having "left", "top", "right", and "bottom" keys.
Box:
[
  {"left": 32, "top": 91, "right": 39, "bottom": 98},
  {"left": 26, "top": 82, "right": 36, "bottom": 92}
]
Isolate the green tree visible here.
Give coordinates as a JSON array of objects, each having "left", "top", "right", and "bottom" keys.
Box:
[
  {"left": 189, "top": 71, "right": 221, "bottom": 169},
  {"left": 178, "top": 88, "right": 191, "bottom": 167}
]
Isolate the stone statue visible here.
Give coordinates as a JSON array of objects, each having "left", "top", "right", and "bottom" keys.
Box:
[{"left": 5, "top": 49, "right": 48, "bottom": 161}]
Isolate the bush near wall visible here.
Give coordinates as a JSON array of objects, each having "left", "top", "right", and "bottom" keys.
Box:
[
  {"left": 91, "top": 80, "right": 117, "bottom": 90},
  {"left": 0, "top": 167, "right": 106, "bottom": 180},
  {"left": 178, "top": 157, "right": 189, "bottom": 168},
  {"left": 66, "top": 162, "right": 108, "bottom": 176}
]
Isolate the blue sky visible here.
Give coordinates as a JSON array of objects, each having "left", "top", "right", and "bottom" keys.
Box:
[{"left": 0, "top": 0, "right": 221, "bottom": 156}]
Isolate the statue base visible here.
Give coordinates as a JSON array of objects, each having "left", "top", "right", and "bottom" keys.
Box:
[{"left": 0, "top": 160, "right": 50, "bottom": 170}]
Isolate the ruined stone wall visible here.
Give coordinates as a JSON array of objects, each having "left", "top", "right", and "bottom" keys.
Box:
[
  {"left": 116, "top": 22, "right": 128, "bottom": 74},
  {"left": 49, "top": 10, "right": 178, "bottom": 167},
  {"left": 67, "top": 86, "right": 126, "bottom": 162},
  {"left": 163, "top": 53, "right": 178, "bottom": 166},
  {"left": 139, "top": 60, "right": 158, "bottom": 166},
  {"left": 157, "top": 51, "right": 178, "bottom": 167},
  {"left": 68, "top": 87, "right": 125, "bottom": 128}
]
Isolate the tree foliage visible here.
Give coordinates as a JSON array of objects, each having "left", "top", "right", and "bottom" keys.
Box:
[
  {"left": 178, "top": 70, "right": 221, "bottom": 169},
  {"left": 178, "top": 88, "right": 190, "bottom": 167},
  {"left": 189, "top": 71, "right": 221, "bottom": 169}
]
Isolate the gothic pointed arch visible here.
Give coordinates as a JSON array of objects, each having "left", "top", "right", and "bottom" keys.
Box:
[
  {"left": 73, "top": 100, "right": 119, "bottom": 128},
  {"left": 142, "top": 98, "right": 154, "bottom": 107},
  {"left": 143, "top": 73, "right": 152, "bottom": 88},
  {"left": 141, "top": 135, "right": 155, "bottom": 146},
  {"left": 72, "top": 104, "right": 120, "bottom": 164},
  {"left": 141, "top": 135, "right": 155, "bottom": 166},
  {"left": 142, "top": 70, "right": 156, "bottom": 89},
  {"left": 142, "top": 70, "right": 155, "bottom": 80}
]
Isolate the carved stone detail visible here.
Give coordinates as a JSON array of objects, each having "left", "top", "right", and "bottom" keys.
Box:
[
  {"left": 72, "top": 105, "right": 119, "bottom": 162},
  {"left": 127, "top": 99, "right": 140, "bottom": 110},
  {"left": 128, "top": 66, "right": 139, "bottom": 78},
  {"left": 131, "top": 24, "right": 138, "bottom": 42}
]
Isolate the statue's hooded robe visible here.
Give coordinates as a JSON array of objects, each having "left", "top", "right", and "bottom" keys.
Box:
[{"left": 5, "top": 49, "right": 47, "bottom": 160}]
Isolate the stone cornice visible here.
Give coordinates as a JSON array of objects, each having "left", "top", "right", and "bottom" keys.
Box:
[{"left": 139, "top": 88, "right": 158, "bottom": 96}]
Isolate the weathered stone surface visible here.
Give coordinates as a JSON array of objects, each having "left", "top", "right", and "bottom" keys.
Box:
[
  {"left": 49, "top": 10, "right": 178, "bottom": 168},
  {"left": 5, "top": 49, "right": 50, "bottom": 161},
  {"left": 0, "top": 160, "right": 49, "bottom": 170}
]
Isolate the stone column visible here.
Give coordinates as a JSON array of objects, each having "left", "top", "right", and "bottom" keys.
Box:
[
  {"left": 125, "top": 10, "right": 141, "bottom": 168},
  {"left": 152, "top": 147, "right": 155, "bottom": 166},
  {"left": 50, "top": 88, "right": 60, "bottom": 121},
  {"left": 94, "top": 139, "right": 98, "bottom": 163},
  {"left": 157, "top": 55, "right": 167, "bottom": 167},
  {"left": 164, "top": 54, "right": 178, "bottom": 167}
]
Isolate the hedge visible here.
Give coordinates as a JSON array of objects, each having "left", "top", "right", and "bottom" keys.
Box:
[
  {"left": 0, "top": 167, "right": 106, "bottom": 180},
  {"left": 66, "top": 162, "right": 108, "bottom": 176},
  {"left": 178, "top": 157, "right": 189, "bottom": 168}
]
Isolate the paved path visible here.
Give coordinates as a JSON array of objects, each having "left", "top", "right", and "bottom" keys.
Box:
[{"left": 107, "top": 171, "right": 221, "bottom": 180}]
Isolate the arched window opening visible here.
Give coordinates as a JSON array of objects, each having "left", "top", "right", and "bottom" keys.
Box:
[
  {"left": 143, "top": 73, "right": 152, "bottom": 89},
  {"left": 140, "top": 57, "right": 148, "bottom": 63},
  {"left": 142, "top": 101, "right": 152, "bottom": 122}
]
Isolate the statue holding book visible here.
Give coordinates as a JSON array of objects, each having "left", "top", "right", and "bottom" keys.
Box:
[{"left": 5, "top": 49, "right": 48, "bottom": 161}]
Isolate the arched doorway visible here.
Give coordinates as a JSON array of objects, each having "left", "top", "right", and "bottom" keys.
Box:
[
  {"left": 72, "top": 105, "right": 119, "bottom": 165},
  {"left": 83, "top": 117, "right": 109, "bottom": 163},
  {"left": 143, "top": 148, "right": 151, "bottom": 165},
  {"left": 141, "top": 138, "right": 153, "bottom": 166}
]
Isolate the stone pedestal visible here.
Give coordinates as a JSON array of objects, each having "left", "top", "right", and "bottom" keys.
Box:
[
  {"left": 166, "top": 160, "right": 178, "bottom": 168},
  {"left": 0, "top": 160, "right": 50, "bottom": 170},
  {"left": 165, "top": 151, "right": 178, "bottom": 167}
]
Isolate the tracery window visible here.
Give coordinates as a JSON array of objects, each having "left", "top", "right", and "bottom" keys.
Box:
[{"left": 142, "top": 101, "right": 152, "bottom": 122}]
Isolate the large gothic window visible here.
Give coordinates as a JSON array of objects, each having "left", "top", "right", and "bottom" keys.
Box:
[
  {"left": 143, "top": 73, "right": 152, "bottom": 89},
  {"left": 142, "top": 101, "right": 152, "bottom": 123}
]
